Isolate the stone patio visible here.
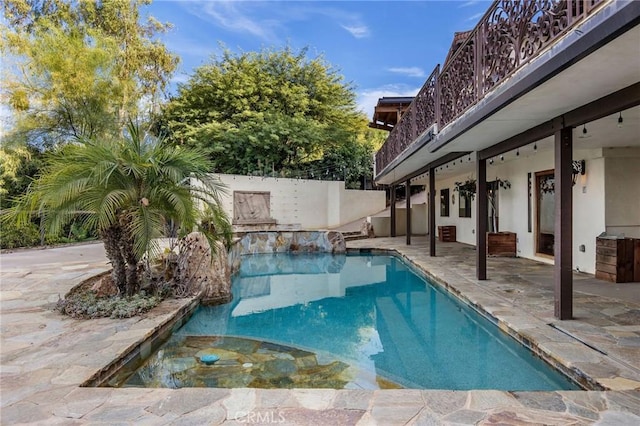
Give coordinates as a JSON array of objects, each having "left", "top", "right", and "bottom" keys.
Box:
[{"left": 1, "top": 239, "right": 639, "bottom": 424}]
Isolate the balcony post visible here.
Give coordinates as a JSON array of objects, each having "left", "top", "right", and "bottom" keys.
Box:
[
  {"left": 406, "top": 179, "right": 411, "bottom": 245},
  {"left": 429, "top": 169, "right": 436, "bottom": 256},
  {"left": 390, "top": 184, "right": 397, "bottom": 237},
  {"left": 476, "top": 157, "right": 487, "bottom": 280},
  {"left": 554, "top": 127, "right": 573, "bottom": 320}
]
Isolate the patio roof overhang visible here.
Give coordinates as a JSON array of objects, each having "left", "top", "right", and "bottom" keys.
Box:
[
  {"left": 375, "top": 0, "right": 640, "bottom": 186},
  {"left": 369, "top": 96, "right": 415, "bottom": 131}
]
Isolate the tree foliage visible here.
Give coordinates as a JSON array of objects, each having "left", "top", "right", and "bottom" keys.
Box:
[
  {"left": 1, "top": 0, "right": 178, "bottom": 146},
  {"left": 5, "top": 122, "right": 230, "bottom": 296},
  {"left": 158, "top": 47, "right": 375, "bottom": 183}
]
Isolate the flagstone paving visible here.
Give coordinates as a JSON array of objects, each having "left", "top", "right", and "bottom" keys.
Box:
[{"left": 1, "top": 239, "right": 639, "bottom": 424}]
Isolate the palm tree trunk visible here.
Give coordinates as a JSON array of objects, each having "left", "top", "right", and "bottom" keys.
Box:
[
  {"left": 101, "top": 225, "right": 127, "bottom": 294},
  {"left": 118, "top": 221, "right": 140, "bottom": 297}
]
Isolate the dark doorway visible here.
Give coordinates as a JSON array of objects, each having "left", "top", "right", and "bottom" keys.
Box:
[{"left": 535, "top": 170, "right": 555, "bottom": 256}]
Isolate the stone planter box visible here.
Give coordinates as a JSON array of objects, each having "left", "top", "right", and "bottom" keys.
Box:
[{"left": 487, "top": 232, "right": 516, "bottom": 257}]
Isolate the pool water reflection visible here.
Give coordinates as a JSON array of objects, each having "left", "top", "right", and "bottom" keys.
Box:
[{"left": 124, "top": 253, "right": 579, "bottom": 390}]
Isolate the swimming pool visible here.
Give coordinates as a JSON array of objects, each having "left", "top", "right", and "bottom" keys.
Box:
[{"left": 122, "top": 253, "right": 579, "bottom": 390}]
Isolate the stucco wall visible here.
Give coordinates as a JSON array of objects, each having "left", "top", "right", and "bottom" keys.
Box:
[
  {"left": 209, "top": 174, "right": 385, "bottom": 229},
  {"left": 604, "top": 148, "right": 640, "bottom": 238}
]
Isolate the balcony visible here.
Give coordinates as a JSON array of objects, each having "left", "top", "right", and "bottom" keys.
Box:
[{"left": 374, "top": 0, "right": 609, "bottom": 179}]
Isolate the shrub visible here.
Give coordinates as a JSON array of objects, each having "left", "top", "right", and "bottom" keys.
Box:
[
  {"left": 56, "top": 290, "right": 161, "bottom": 319},
  {"left": 0, "top": 221, "right": 41, "bottom": 249}
]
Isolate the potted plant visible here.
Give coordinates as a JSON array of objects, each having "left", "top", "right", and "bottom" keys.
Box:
[{"left": 454, "top": 177, "right": 515, "bottom": 256}]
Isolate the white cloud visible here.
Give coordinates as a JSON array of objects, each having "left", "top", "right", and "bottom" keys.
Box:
[
  {"left": 165, "top": 38, "right": 217, "bottom": 59},
  {"left": 181, "top": 1, "right": 279, "bottom": 42},
  {"left": 459, "top": 1, "right": 481, "bottom": 8},
  {"left": 387, "top": 67, "right": 426, "bottom": 78},
  {"left": 341, "top": 24, "right": 370, "bottom": 39},
  {"left": 179, "top": 1, "right": 371, "bottom": 42},
  {"left": 466, "top": 12, "right": 485, "bottom": 22},
  {"left": 357, "top": 84, "right": 420, "bottom": 117}
]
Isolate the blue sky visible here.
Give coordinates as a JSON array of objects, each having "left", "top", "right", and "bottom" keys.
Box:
[{"left": 148, "top": 0, "right": 490, "bottom": 119}]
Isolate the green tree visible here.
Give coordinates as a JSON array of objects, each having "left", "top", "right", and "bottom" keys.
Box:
[
  {"left": 6, "top": 122, "right": 230, "bottom": 296},
  {"left": 158, "top": 46, "right": 365, "bottom": 176},
  {"left": 1, "top": 0, "right": 178, "bottom": 146}
]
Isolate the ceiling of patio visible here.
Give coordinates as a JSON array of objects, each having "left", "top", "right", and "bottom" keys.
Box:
[
  {"left": 377, "top": 22, "right": 640, "bottom": 186},
  {"left": 409, "top": 104, "right": 639, "bottom": 186}
]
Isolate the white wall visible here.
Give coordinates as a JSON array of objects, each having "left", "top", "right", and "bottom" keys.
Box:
[
  {"left": 341, "top": 189, "right": 387, "bottom": 225},
  {"left": 412, "top": 204, "right": 428, "bottom": 235},
  {"left": 604, "top": 148, "right": 640, "bottom": 238},
  {"left": 209, "top": 174, "right": 385, "bottom": 229},
  {"left": 434, "top": 174, "right": 477, "bottom": 245}
]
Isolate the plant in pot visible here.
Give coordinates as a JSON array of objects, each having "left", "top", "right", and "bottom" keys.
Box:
[{"left": 454, "top": 177, "right": 514, "bottom": 255}]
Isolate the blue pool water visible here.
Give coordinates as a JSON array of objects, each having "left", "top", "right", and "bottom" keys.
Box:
[{"left": 173, "top": 253, "right": 579, "bottom": 390}]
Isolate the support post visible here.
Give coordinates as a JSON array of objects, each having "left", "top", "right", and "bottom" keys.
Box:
[
  {"left": 429, "top": 169, "right": 436, "bottom": 256},
  {"left": 476, "top": 157, "right": 487, "bottom": 280},
  {"left": 555, "top": 127, "right": 573, "bottom": 320},
  {"left": 390, "top": 185, "right": 397, "bottom": 237},
  {"left": 406, "top": 179, "right": 412, "bottom": 245}
]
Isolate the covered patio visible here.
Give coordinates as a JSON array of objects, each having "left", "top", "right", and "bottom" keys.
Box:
[{"left": 373, "top": 0, "right": 640, "bottom": 320}]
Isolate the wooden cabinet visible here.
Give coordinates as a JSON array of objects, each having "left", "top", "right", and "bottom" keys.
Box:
[
  {"left": 487, "top": 232, "right": 516, "bottom": 257},
  {"left": 635, "top": 239, "right": 640, "bottom": 283},
  {"left": 596, "top": 237, "right": 634, "bottom": 283},
  {"left": 438, "top": 226, "right": 456, "bottom": 242}
]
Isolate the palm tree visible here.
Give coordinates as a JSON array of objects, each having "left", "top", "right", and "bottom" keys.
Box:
[{"left": 8, "top": 122, "right": 230, "bottom": 296}]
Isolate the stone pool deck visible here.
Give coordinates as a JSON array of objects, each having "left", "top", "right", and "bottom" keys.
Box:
[{"left": 1, "top": 239, "right": 639, "bottom": 424}]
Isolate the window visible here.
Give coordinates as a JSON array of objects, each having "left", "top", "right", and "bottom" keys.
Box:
[
  {"left": 459, "top": 193, "right": 471, "bottom": 218},
  {"left": 440, "top": 188, "right": 449, "bottom": 217}
]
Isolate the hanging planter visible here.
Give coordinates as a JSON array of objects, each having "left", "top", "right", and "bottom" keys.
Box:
[
  {"left": 454, "top": 178, "right": 511, "bottom": 200},
  {"left": 454, "top": 178, "right": 477, "bottom": 200}
]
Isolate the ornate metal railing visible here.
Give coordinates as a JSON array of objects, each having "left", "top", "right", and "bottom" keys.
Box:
[
  {"left": 375, "top": 0, "right": 605, "bottom": 175},
  {"left": 375, "top": 66, "right": 439, "bottom": 173}
]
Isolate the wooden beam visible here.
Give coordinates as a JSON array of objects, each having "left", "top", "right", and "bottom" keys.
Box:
[
  {"left": 368, "top": 122, "right": 394, "bottom": 131},
  {"left": 479, "top": 82, "right": 640, "bottom": 160},
  {"left": 476, "top": 157, "right": 487, "bottom": 280},
  {"left": 564, "top": 82, "right": 640, "bottom": 128},
  {"left": 554, "top": 127, "right": 573, "bottom": 320},
  {"left": 406, "top": 179, "right": 411, "bottom": 245},
  {"left": 374, "top": 105, "right": 409, "bottom": 114}
]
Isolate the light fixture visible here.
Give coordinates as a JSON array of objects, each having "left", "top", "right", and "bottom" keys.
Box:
[
  {"left": 618, "top": 112, "right": 624, "bottom": 128},
  {"left": 572, "top": 160, "right": 586, "bottom": 185},
  {"left": 489, "top": 158, "right": 494, "bottom": 165},
  {"left": 500, "top": 155, "right": 504, "bottom": 162},
  {"left": 516, "top": 148, "right": 519, "bottom": 156},
  {"left": 579, "top": 124, "right": 592, "bottom": 139},
  {"left": 533, "top": 142, "right": 537, "bottom": 152}
]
